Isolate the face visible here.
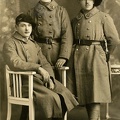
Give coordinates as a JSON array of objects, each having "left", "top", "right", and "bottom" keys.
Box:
[
  {"left": 40, "top": 0, "right": 51, "bottom": 2},
  {"left": 16, "top": 22, "right": 32, "bottom": 39},
  {"left": 79, "top": 0, "right": 94, "bottom": 11}
]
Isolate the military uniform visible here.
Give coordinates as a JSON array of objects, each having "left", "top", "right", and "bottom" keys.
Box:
[
  {"left": 67, "top": 7, "right": 120, "bottom": 105},
  {"left": 28, "top": 0, "right": 73, "bottom": 66},
  {"left": 3, "top": 31, "right": 78, "bottom": 119}
]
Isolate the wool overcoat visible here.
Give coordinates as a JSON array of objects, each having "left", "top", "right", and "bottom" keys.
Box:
[
  {"left": 3, "top": 32, "right": 78, "bottom": 118},
  {"left": 28, "top": 0, "right": 73, "bottom": 65},
  {"left": 67, "top": 7, "right": 120, "bottom": 105}
]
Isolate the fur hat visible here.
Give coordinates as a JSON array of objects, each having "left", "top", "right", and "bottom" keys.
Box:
[
  {"left": 16, "top": 13, "right": 36, "bottom": 28},
  {"left": 94, "top": 0, "right": 102, "bottom": 6}
]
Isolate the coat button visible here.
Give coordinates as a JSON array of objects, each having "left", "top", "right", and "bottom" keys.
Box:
[
  {"left": 38, "top": 16, "right": 42, "bottom": 18},
  {"left": 86, "top": 13, "right": 91, "bottom": 18},
  {"left": 86, "top": 47, "right": 89, "bottom": 50},
  {"left": 76, "top": 49, "right": 78, "bottom": 51},
  {"left": 49, "top": 23, "right": 52, "bottom": 26},
  {"left": 87, "top": 28, "right": 89, "bottom": 30},
  {"left": 77, "top": 23, "right": 80, "bottom": 26},
  {"left": 51, "top": 6, "right": 54, "bottom": 9},
  {"left": 86, "top": 35, "right": 90, "bottom": 38},
  {"left": 88, "top": 20, "right": 91, "bottom": 23},
  {"left": 49, "top": 31, "right": 52, "bottom": 33},
  {"left": 49, "top": 15, "right": 52, "bottom": 18},
  {"left": 38, "top": 21, "right": 42, "bottom": 26}
]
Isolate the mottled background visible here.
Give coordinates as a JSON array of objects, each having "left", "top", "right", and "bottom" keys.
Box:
[{"left": 1, "top": 0, "right": 120, "bottom": 120}]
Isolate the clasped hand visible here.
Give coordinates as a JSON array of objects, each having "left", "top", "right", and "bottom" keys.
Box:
[{"left": 38, "top": 67, "right": 54, "bottom": 89}]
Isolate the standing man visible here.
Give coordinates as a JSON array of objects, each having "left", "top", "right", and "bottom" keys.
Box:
[
  {"left": 67, "top": 0, "right": 120, "bottom": 120},
  {"left": 3, "top": 13, "right": 78, "bottom": 120},
  {"left": 28, "top": 0, "right": 73, "bottom": 69}
]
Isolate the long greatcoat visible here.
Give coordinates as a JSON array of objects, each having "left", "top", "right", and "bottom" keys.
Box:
[
  {"left": 67, "top": 7, "right": 120, "bottom": 105},
  {"left": 3, "top": 32, "right": 78, "bottom": 119},
  {"left": 28, "top": 0, "right": 73, "bottom": 65}
]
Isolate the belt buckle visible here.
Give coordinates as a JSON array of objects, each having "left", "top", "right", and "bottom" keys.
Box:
[
  {"left": 46, "top": 38, "right": 52, "bottom": 44},
  {"left": 46, "top": 38, "right": 49, "bottom": 44},
  {"left": 49, "top": 38, "right": 52, "bottom": 44}
]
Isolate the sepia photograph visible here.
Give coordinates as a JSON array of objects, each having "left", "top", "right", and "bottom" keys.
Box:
[{"left": 1, "top": 0, "right": 120, "bottom": 120}]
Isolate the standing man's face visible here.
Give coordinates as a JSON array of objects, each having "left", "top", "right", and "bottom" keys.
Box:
[
  {"left": 40, "top": 0, "right": 51, "bottom": 2},
  {"left": 79, "top": 0, "right": 94, "bottom": 11},
  {"left": 16, "top": 22, "right": 32, "bottom": 39}
]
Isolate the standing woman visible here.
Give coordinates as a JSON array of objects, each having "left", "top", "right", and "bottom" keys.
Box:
[{"left": 67, "top": 0, "right": 120, "bottom": 119}]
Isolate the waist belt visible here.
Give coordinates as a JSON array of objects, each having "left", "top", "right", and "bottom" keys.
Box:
[
  {"left": 36, "top": 37, "right": 60, "bottom": 44},
  {"left": 75, "top": 39, "right": 104, "bottom": 45}
]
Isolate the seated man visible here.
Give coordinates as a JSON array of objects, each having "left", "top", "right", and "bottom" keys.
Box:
[{"left": 3, "top": 13, "right": 78, "bottom": 120}]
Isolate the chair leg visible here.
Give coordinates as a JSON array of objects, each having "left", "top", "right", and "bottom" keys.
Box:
[
  {"left": 106, "top": 103, "right": 110, "bottom": 119},
  {"left": 29, "top": 103, "right": 35, "bottom": 120},
  {"left": 6, "top": 103, "right": 12, "bottom": 120},
  {"left": 64, "top": 112, "right": 67, "bottom": 120}
]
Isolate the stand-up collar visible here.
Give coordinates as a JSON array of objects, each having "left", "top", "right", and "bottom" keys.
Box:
[
  {"left": 13, "top": 31, "right": 35, "bottom": 44},
  {"left": 36, "top": 0, "right": 58, "bottom": 11},
  {"left": 76, "top": 7, "right": 99, "bottom": 20}
]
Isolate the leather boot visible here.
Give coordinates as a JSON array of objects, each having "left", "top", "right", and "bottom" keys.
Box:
[
  {"left": 86, "top": 103, "right": 100, "bottom": 120},
  {"left": 19, "top": 106, "right": 28, "bottom": 120}
]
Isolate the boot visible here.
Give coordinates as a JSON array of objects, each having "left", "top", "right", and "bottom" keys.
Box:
[
  {"left": 19, "top": 106, "right": 28, "bottom": 120},
  {"left": 86, "top": 103, "right": 100, "bottom": 120}
]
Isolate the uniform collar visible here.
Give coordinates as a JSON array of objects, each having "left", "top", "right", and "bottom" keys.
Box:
[
  {"left": 37, "top": 0, "right": 58, "bottom": 11},
  {"left": 13, "top": 31, "right": 35, "bottom": 44},
  {"left": 76, "top": 7, "right": 99, "bottom": 20}
]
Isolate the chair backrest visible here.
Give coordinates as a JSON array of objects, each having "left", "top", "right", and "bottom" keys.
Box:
[
  {"left": 5, "top": 65, "right": 68, "bottom": 120},
  {"left": 5, "top": 65, "right": 36, "bottom": 105}
]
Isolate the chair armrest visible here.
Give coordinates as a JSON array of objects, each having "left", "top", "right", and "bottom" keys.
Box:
[
  {"left": 111, "top": 65, "right": 120, "bottom": 68},
  {"left": 8, "top": 71, "right": 36, "bottom": 75},
  {"left": 111, "top": 65, "right": 120, "bottom": 74},
  {"left": 58, "top": 66, "right": 69, "bottom": 87},
  {"left": 58, "top": 66, "right": 69, "bottom": 70},
  {"left": 5, "top": 65, "right": 36, "bottom": 75}
]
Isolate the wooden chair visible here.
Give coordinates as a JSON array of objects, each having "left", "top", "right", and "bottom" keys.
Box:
[
  {"left": 5, "top": 65, "right": 69, "bottom": 120},
  {"left": 105, "top": 65, "right": 120, "bottom": 119}
]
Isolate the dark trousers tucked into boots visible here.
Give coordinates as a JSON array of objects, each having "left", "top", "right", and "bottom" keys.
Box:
[
  {"left": 19, "top": 106, "right": 28, "bottom": 120},
  {"left": 19, "top": 95, "right": 67, "bottom": 120},
  {"left": 86, "top": 103, "right": 100, "bottom": 120}
]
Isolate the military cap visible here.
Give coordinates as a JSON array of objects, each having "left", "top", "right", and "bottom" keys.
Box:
[
  {"left": 94, "top": 0, "right": 102, "bottom": 6},
  {"left": 16, "top": 13, "right": 36, "bottom": 28}
]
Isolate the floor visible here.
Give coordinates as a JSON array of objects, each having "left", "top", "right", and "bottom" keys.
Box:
[
  {"left": 1, "top": 103, "right": 120, "bottom": 120},
  {"left": 1, "top": 75, "right": 120, "bottom": 120}
]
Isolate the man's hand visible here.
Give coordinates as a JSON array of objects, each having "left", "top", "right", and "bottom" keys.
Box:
[
  {"left": 37, "top": 67, "right": 50, "bottom": 83},
  {"left": 55, "top": 58, "right": 66, "bottom": 68}
]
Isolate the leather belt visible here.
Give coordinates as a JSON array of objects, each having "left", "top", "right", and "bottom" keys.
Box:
[
  {"left": 36, "top": 37, "right": 60, "bottom": 44},
  {"left": 75, "top": 39, "right": 104, "bottom": 45}
]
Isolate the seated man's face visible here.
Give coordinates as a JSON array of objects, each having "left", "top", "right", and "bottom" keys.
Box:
[{"left": 16, "top": 22, "right": 32, "bottom": 38}]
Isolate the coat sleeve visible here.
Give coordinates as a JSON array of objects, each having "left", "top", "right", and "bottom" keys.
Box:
[
  {"left": 3, "top": 39, "right": 55, "bottom": 79},
  {"left": 3, "top": 39, "right": 41, "bottom": 71},
  {"left": 103, "top": 13, "right": 120, "bottom": 53},
  {"left": 59, "top": 7, "right": 73, "bottom": 60},
  {"left": 36, "top": 43, "right": 55, "bottom": 79}
]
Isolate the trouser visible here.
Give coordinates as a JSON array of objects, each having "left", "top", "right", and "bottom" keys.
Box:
[
  {"left": 86, "top": 103, "right": 100, "bottom": 120},
  {"left": 19, "top": 95, "right": 66, "bottom": 120}
]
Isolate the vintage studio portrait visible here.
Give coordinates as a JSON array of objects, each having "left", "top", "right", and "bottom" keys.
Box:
[{"left": 1, "top": 0, "right": 120, "bottom": 120}]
